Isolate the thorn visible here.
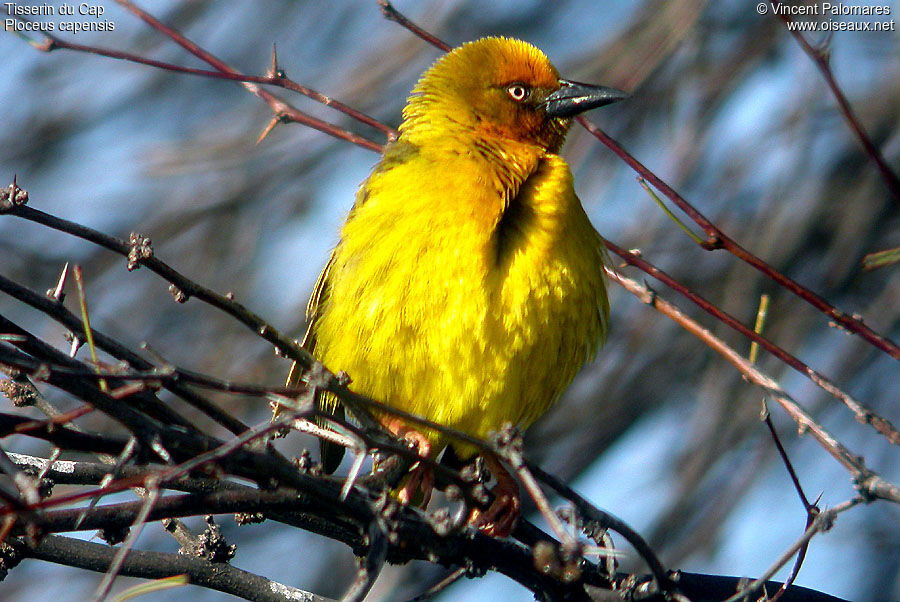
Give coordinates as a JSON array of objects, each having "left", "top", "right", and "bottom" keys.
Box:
[
  {"left": 268, "top": 43, "right": 285, "bottom": 78},
  {"left": 68, "top": 334, "right": 82, "bottom": 358},
  {"left": 268, "top": 42, "right": 278, "bottom": 76},
  {"left": 256, "top": 116, "right": 280, "bottom": 145},
  {"left": 140, "top": 342, "right": 174, "bottom": 369},
  {"left": 340, "top": 449, "right": 366, "bottom": 501},
  {"left": 47, "top": 262, "right": 69, "bottom": 302}
]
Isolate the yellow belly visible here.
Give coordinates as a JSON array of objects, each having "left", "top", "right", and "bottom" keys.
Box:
[{"left": 311, "top": 150, "right": 608, "bottom": 456}]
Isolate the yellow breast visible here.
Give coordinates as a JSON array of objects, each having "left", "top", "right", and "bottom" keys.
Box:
[{"left": 310, "top": 141, "right": 608, "bottom": 456}]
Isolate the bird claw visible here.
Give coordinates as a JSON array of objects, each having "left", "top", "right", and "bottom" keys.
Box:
[
  {"left": 468, "top": 454, "right": 521, "bottom": 537},
  {"left": 469, "top": 484, "right": 520, "bottom": 537},
  {"left": 385, "top": 418, "right": 434, "bottom": 507},
  {"left": 397, "top": 459, "right": 434, "bottom": 507}
]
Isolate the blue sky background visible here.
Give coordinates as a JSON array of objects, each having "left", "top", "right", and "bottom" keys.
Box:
[{"left": 1, "top": 1, "right": 900, "bottom": 600}]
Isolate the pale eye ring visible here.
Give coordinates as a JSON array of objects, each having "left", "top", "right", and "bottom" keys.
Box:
[{"left": 506, "top": 83, "right": 530, "bottom": 102}]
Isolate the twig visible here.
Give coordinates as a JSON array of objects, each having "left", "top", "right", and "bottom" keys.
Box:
[
  {"left": 605, "top": 240, "right": 900, "bottom": 447},
  {"left": 115, "top": 0, "right": 388, "bottom": 150},
  {"left": 0, "top": 410, "right": 128, "bottom": 456},
  {"left": 29, "top": 534, "right": 331, "bottom": 602},
  {"left": 1, "top": 203, "right": 315, "bottom": 372},
  {"left": 91, "top": 478, "right": 160, "bottom": 602},
  {"left": 0, "top": 267, "right": 250, "bottom": 436},
  {"left": 341, "top": 520, "right": 388, "bottom": 602},
  {"left": 609, "top": 268, "right": 900, "bottom": 504},
  {"left": 724, "top": 498, "right": 863, "bottom": 602},
  {"left": 0, "top": 322, "right": 479, "bottom": 510},
  {"left": 493, "top": 429, "right": 577, "bottom": 549},
  {"left": 6, "top": 8, "right": 386, "bottom": 153},
  {"left": 525, "top": 462, "right": 672, "bottom": 595},
  {"left": 0, "top": 314, "right": 193, "bottom": 438},
  {"left": 378, "top": 1, "right": 451, "bottom": 52},
  {"left": 406, "top": 570, "right": 466, "bottom": 602},
  {"left": 578, "top": 116, "right": 900, "bottom": 361},
  {"left": 0, "top": 412, "right": 308, "bottom": 516},
  {"left": 0, "top": 445, "right": 31, "bottom": 508},
  {"left": 776, "top": 10, "right": 900, "bottom": 204}
]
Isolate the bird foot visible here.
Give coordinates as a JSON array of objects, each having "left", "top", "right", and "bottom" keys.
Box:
[
  {"left": 468, "top": 454, "right": 520, "bottom": 537},
  {"left": 397, "top": 459, "right": 435, "bottom": 507},
  {"left": 385, "top": 418, "right": 434, "bottom": 507}
]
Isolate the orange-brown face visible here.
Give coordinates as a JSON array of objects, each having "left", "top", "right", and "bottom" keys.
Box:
[
  {"left": 401, "top": 37, "right": 572, "bottom": 152},
  {"left": 461, "top": 39, "right": 570, "bottom": 149}
]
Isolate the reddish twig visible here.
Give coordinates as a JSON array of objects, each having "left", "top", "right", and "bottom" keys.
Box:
[
  {"left": 606, "top": 240, "right": 900, "bottom": 447},
  {"left": 12, "top": 405, "right": 95, "bottom": 434},
  {"left": 775, "top": 10, "right": 900, "bottom": 205},
  {"left": 580, "top": 117, "right": 900, "bottom": 361},
  {"left": 113, "top": 0, "right": 388, "bottom": 150},
  {"left": 609, "top": 267, "right": 900, "bottom": 504},
  {"left": 378, "top": 1, "right": 452, "bottom": 52},
  {"left": 9, "top": 7, "right": 386, "bottom": 152},
  {"left": 0, "top": 409, "right": 307, "bottom": 516}
]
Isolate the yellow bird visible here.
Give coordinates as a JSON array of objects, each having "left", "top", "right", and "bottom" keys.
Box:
[{"left": 286, "top": 37, "right": 625, "bottom": 536}]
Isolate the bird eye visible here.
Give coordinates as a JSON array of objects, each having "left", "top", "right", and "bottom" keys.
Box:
[{"left": 506, "top": 83, "right": 530, "bottom": 102}]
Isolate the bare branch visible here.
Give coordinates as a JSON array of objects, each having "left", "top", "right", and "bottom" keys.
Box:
[{"left": 578, "top": 117, "right": 900, "bottom": 361}]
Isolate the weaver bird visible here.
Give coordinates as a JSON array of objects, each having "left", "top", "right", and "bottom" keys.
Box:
[{"left": 286, "top": 37, "right": 626, "bottom": 536}]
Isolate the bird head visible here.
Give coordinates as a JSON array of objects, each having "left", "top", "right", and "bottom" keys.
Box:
[{"left": 400, "top": 37, "right": 627, "bottom": 153}]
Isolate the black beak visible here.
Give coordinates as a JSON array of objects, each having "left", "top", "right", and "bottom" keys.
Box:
[{"left": 544, "top": 80, "right": 629, "bottom": 118}]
